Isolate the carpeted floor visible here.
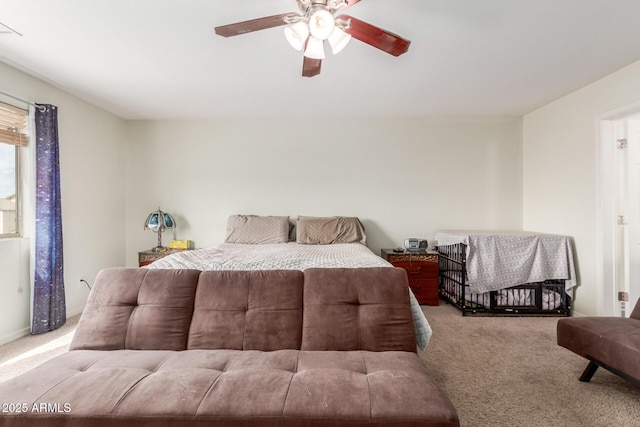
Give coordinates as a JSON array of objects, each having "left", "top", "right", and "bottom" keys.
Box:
[
  {"left": 0, "top": 315, "right": 79, "bottom": 383},
  {"left": 420, "top": 303, "right": 640, "bottom": 427},
  {"left": 0, "top": 307, "right": 638, "bottom": 426}
]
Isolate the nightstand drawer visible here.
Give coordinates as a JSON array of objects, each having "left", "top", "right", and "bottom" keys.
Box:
[
  {"left": 139, "top": 259, "right": 155, "bottom": 267},
  {"left": 409, "top": 279, "right": 439, "bottom": 306},
  {"left": 380, "top": 249, "right": 440, "bottom": 306},
  {"left": 392, "top": 261, "right": 437, "bottom": 280},
  {"left": 138, "top": 248, "right": 190, "bottom": 267}
]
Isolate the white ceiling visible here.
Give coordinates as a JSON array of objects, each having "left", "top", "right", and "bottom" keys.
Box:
[{"left": 1, "top": 0, "right": 640, "bottom": 120}]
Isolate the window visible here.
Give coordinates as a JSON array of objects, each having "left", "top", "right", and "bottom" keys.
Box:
[{"left": 0, "top": 101, "right": 28, "bottom": 237}]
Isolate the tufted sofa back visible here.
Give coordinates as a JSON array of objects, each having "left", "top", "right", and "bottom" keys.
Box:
[
  {"left": 302, "top": 267, "right": 416, "bottom": 351},
  {"left": 70, "top": 267, "right": 416, "bottom": 353},
  {"left": 69, "top": 268, "right": 201, "bottom": 351},
  {"left": 188, "top": 270, "right": 304, "bottom": 351}
]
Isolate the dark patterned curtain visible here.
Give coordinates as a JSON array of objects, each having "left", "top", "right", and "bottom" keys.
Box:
[{"left": 32, "top": 104, "right": 65, "bottom": 334}]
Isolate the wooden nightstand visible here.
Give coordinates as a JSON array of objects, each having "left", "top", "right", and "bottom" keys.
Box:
[
  {"left": 381, "top": 249, "right": 439, "bottom": 306},
  {"left": 138, "top": 248, "right": 189, "bottom": 267}
]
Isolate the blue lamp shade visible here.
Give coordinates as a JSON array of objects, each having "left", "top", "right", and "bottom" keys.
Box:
[{"left": 144, "top": 208, "right": 176, "bottom": 252}]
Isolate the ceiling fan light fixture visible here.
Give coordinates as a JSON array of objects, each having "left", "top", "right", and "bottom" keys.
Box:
[
  {"left": 284, "top": 21, "right": 309, "bottom": 51},
  {"left": 214, "top": 2, "right": 411, "bottom": 78},
  {"left": 304, "top": 36, "right": 325, "bottom": 59},
  {"left": 308, "top": 9, "right": 335, "bottom": 40},
  {"left": 327, "top": 26, "right": 351, "bottom": 54}
]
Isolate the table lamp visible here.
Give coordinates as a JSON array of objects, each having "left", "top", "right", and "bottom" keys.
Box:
[{"left": 144, "top": 208, "right": 176, "bottom": 252}]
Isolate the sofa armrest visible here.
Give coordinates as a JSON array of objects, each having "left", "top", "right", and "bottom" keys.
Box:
[{"left": 631, "top": 297, "right": 640, "bottom": 320}]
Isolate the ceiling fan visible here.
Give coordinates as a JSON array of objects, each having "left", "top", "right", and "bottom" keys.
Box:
[{"left": 214, "top": 0, "right": 411, "bottom": 77}]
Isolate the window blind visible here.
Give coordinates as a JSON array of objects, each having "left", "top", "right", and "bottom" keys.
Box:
[{"left": 0, "top": 101, "right": 29, "bottom": 147}]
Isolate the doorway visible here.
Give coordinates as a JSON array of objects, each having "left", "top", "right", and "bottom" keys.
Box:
[{"left": 599, "top": 110, "right": 640, "bottom": 317}]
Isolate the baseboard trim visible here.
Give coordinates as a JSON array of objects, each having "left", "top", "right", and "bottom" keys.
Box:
[
  {"left": 0, "top": 307, "right": 84, "bottom": 346},
  {"left": 66, "top": 305, "right": 84, "bottom": 318},
  {"left": 0, "top": 326, "right": 31, "bottom": 346}
]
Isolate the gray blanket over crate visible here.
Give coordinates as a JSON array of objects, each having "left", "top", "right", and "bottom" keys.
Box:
[{"left": 435, "top": 230, "right": 577, "bottom": 296}]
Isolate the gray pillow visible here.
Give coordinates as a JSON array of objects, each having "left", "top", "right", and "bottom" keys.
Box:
[
  {"left": 225, "top": 215, "right": 290, "bottom": 244},
  {"left": 296, "top": 216, "right": 366, "bottom": 245}
]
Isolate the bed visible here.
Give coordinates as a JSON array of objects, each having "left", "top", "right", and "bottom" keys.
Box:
[
  {"left": 434, "top": 230, "right": 575, "bottom": 316},
  {"left": 146, "top": 215, "right": 433, "bottom": 350}
]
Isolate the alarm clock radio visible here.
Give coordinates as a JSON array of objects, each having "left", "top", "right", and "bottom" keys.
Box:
[{"left": 404, "top": 238, "right": 428, "bottom": 252}]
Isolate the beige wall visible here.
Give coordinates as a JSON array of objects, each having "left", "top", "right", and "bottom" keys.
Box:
[
  {"left": 523, "top": 59, "right": 640, "bottom": 316},
  {"left": 124, "top": 117, "right": 523, "bottom": 265},
  {"left": 0, "top": 62, "right": 127, "bottom": 343},
  {"left": 0, "top": 61, "right": 524, "bottom": 342},
  {"left": 8, "top": 53, "right": 637, "bottom": 339}
]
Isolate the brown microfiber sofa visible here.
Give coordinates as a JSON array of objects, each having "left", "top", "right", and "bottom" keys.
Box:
[
  {"left": 0, "top": 267, "right": 459, "bottom": 427},
  {"left": 557, "top": 298, "right": 640, "bottom": 387}
]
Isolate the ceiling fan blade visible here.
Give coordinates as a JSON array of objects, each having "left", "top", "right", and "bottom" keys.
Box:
[
  {"left": 302, "top": 57, "right": 322, "bottom": 77},
  {"left": 338, "top": 14, "right": 410, "bottom": 57},
  {"left": 215, "top": 13, "right": 299, "bottom": 37}
]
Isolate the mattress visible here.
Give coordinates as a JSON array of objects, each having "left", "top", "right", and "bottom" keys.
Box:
[{"left": 147, "top": 242, "right": 432, "bottom": 350}]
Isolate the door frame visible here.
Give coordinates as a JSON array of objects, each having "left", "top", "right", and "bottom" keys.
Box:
[{"left": 596, "top": 100, "right": 640, "bottom": 316}]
